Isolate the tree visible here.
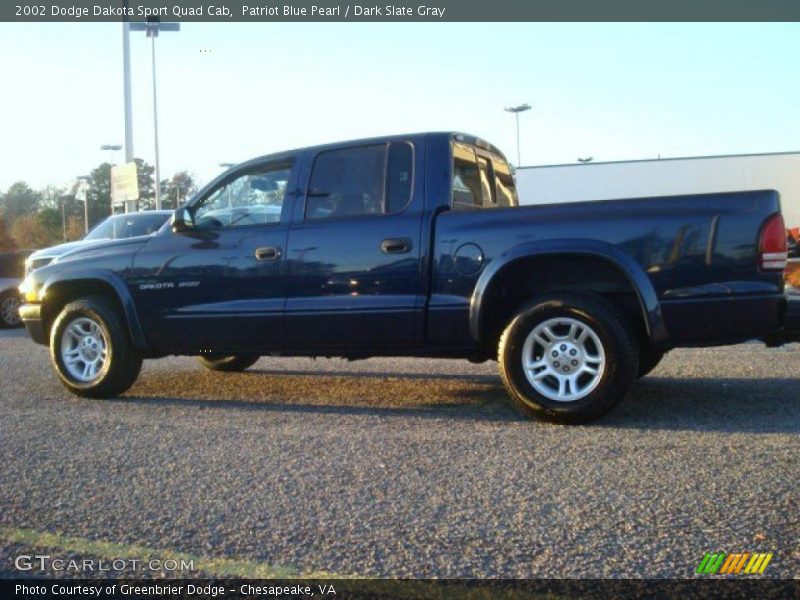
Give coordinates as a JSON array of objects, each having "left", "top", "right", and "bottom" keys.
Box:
[
  {"left": 0, "top": 214, "right": 15, "bottom": 251},
  {"left": 134, "top": 159, "right": 156, "bottom": 210},
  {"left": 160, "top": 171, "right": 198, "bottom": 209},
  {"left": 11, "top": 214, "right": 50, "bottom": 249},
  {"left": 39, "top": 185, "right": 64, "bottom": 211},
  {"left": 84, "top": 163, "right": 113, "bottom": 228},
  {"left": 65, "top": 215, "right": 84, "bottom": 241},
  {"left": 0, "top": 182, "right": 41, "bottom": 227},
  {"left": 37, "top": 208, "right": 62, "bottom": 243},
  {"left": 59, "top": 192, "right": 83, "bottom": 223}
]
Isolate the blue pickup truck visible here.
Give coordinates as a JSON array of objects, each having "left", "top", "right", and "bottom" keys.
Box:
[{"left": 18, "top": 133, "right": 791, "bottom": 423}]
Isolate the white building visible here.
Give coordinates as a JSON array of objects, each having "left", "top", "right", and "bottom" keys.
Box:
[{"left": 515, "top": 152, "right": 800, "bottom": 231}]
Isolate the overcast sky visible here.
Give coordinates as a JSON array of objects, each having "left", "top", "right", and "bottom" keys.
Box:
[{"left": 1, "top": 22, "right": 799, "bottom": 192}]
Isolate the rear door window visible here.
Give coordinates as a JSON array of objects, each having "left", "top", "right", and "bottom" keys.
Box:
[{"left": 305, "top": 142, "right": 414, "bottom": 220}]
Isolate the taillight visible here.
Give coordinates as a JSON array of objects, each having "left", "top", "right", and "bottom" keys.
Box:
[{"left": 759, "top": 213, "right": 788, "bottom": 271}]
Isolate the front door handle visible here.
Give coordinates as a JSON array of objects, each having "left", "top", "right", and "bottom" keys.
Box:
[
  {"left": 381, "top": 238, "right": 412, "bottom": 254},
  {"left": 255, "top": 246, "right": 281, "bottom": 261}
]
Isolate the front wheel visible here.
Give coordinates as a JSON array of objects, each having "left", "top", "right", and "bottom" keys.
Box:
[
  {"left": 197, "top": 354, "right": 260, "bottom": 372},
  {"left": 498, "top": 293, "right": 639, "bottom": 424},
  {"left": 50, "top": 297, "right": 143, "bottom": 398}
]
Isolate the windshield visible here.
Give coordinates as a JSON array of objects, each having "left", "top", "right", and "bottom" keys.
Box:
[{"left": 84, "top": 213, "right": 168, "bottom": 241}]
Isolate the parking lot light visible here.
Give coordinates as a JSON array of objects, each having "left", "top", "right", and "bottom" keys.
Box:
[
  {"left": 130, "top": 20, "right": 180, "bottom": 211},
  {"left": 504, "top": 103, "right": 532, "bottom": 167}
]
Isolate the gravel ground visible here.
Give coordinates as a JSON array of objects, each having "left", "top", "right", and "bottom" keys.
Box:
[{"left": 0, "top": 327, "right": 798, "bottom": 579}]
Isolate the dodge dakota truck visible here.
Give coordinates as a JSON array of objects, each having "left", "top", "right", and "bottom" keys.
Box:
[{"left": 18, "top": 132, "right": 790, "bottom": 423}]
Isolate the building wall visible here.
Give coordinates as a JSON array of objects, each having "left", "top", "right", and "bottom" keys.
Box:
[{"left": 515, "top": 152, "right": 800, "bottom": 230}]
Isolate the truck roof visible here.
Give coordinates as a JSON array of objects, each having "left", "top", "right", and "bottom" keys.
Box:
[{"left": 230, "top": 132, "right": 509, "bottom": 172}]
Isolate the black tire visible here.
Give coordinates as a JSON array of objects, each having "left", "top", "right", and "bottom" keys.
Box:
[
  {"left": 498, "top": 292, "right": 639, "bottom": 424},
  {"left": 0, "top": 290, "right": 22, "bottom": 328},
  {"left": 49, "top": 296, "right": 143, "bottom": 398},
  {"left": 197, "top": 354, "right": 260, "bottom": 372},
  {"left": 637, "top": 347, "right": 665, "bottom": 379}
]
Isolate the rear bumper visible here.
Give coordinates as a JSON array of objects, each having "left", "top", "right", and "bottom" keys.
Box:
[
  {"left": 660, "top": 294, "right": 784, "bottom": 346},
  {"left": 19, "top": 303, "right": 46, "bottom": 345},
  {"left": 782, "top": 290, "right": 800, "bottom": 342}
]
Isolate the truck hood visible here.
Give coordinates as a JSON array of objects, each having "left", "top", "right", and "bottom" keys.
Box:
[
  {"left": 54, "top": 235, "right": 153, "bottom": 265},
  {"left": 28, "top": 239, "right": 102, "bottom": 261}
]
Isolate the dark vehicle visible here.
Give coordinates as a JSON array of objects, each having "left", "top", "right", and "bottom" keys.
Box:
[
  {"left": 18, "top": 133, "right": 791, "bottom": 422},
  {"left": 0, "top": 251, "right": 28, "bottom": 328},
  {"left": 25, "top": 210, "right": 172, "bottom": 274}
]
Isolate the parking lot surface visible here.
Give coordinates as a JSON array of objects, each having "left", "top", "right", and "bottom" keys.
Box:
[{"left": 1, "top": 327, "right": 798, "bottom": 578}]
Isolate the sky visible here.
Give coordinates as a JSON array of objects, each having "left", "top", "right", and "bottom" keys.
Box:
[{"left": 0, "top": 22, "right": 799, "bottom": 192}]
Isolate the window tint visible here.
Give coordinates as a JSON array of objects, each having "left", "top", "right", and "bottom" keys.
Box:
[
  {"left": 305, "top": 142, "right": 413, "bottom": 220},
  {"left": 193, "top": 163, "right": 291, "bottom": 228},
  {"left": 386, "top": 142, "right": 413, "bottom": 213},
  {"left": 477, "top": 156, "right": 496, "bottom": 206},
  {"left": 452, "top": 142, "right": 518, "bottom": 210},
  {"left": 493, "top": 158, "right": 518, "bottom": 207},
  {"left": 452, "top": 143, "right": 481, "bottom": 210}
]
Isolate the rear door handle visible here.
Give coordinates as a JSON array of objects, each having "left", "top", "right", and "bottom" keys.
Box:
[
  {"left": 381, "top": 238, "right": 412, "bottom": 254},
  {"left": 255, "top": 246, "right": 281, "bottom": 261}
]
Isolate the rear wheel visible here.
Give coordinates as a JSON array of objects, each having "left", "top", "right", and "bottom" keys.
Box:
[
  {"left": 50, "top": 297, "right": 143, "bottom": 398},
  {"left": 0, "top": 291, "right": 22, "bottom": 328},
  {"left": 498, "top": 292, "right": 639, "bottom": 424},
  {"left": 197, "top": 354, "right": 260, "bottom": 372}
]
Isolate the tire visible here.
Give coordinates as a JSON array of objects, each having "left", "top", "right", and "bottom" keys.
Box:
[
  {"left": 197, "top": 354, "right": 260, "bottom": 372},
  {"left": 0, "top": 291, "right": 22, "bottom": 328},
  {"left": 49, "top": 296, "right": 143, "bottom": 398},
  {"left": 637, "top": 347, "right": 665, "bottom": 379},
  {"left": 498, "top": 292, "right": 639, "bottom": 424}
]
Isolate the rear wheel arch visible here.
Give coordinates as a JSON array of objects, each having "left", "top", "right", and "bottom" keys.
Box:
[{"left": 470, "top": 244, "right": 666, "bottom": 354}]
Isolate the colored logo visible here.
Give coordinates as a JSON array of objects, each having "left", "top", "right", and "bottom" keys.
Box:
[{"left": 696, "top": 552, "right": 773, "bottom": 575}]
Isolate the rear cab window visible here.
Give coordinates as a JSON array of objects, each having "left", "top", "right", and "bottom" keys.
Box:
[{"left": 452, "top": 141, "right": 518, "bottom": 210}]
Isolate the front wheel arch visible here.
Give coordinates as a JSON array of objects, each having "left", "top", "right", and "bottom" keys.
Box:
[{"left": 41, "top": 276, "right": 148, "bottom": 351}]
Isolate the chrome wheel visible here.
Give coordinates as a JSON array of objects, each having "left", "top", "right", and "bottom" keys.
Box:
[
  {"left": 1, "top": 294, "right": 21, "bottom": 326},
  {"left": 59, "top": 317, "right": 108, "bottom": 382},
  {"left": 521, "top": 317, "right": 606, "bottom": 402}
]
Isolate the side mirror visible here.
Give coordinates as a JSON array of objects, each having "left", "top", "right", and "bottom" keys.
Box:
[{"left": 171, "top": 206, "right": 194, "bottom": 233}]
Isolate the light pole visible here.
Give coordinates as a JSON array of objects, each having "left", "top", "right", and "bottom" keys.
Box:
[
  {"left": 60, "top": 196, "right": 67, "bottom": 242},
  {"left": 130, "top": 20, "right": 180, "bottom": 211},
  {"left": 122, "top": 0, "right": 134, "bottom": 165},
  {"left": 504, "top": 103, "right": 531, "bottom": 167},
  {"left": 76, "top": 176, "right": 90, "bottom": 234}
]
